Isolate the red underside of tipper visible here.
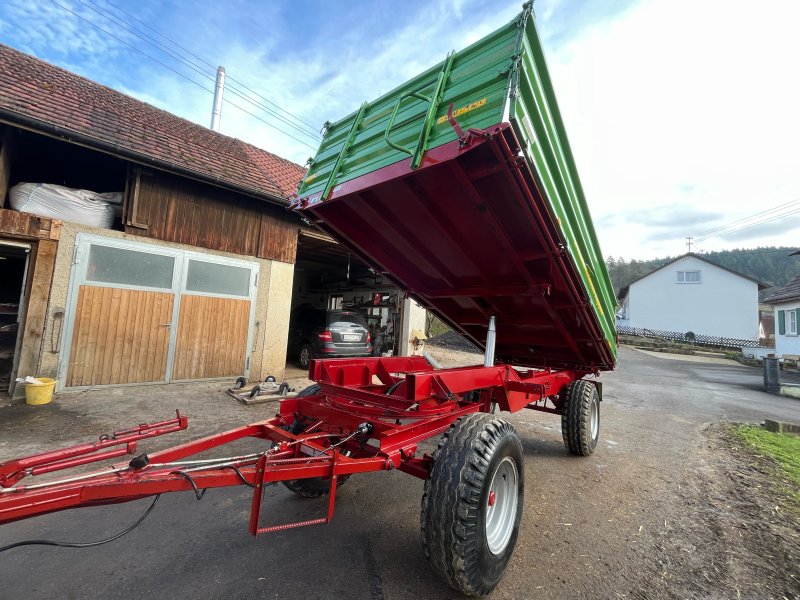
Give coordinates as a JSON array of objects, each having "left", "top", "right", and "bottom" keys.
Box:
[{"left": 295, "top": 124, "right": 614, "bottom": 372}]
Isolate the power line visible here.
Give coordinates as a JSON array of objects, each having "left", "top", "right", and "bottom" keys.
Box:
[
  {"left": 77, "top": 0, "right": 321, "bottom": 143},
  {"left": 92, "top": 0, "right": 322, "bottom": 138},
  {"left": 51, "top": 0, "right": 319, "bottom": 151},
  {"left": 695, "top": 205, "right": 800, "bottom": 242},
  {"left": 694, "top": 198, "right": 800, "bottom": 238}
]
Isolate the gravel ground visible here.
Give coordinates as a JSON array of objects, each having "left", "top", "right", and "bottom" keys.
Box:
[{"left": 0, "top": 348, "right": 798, "bottom": 599}]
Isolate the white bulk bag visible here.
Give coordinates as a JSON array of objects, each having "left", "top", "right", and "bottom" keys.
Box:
[{"left": 9, "top": 183, "right": 121, "bottom": 228}]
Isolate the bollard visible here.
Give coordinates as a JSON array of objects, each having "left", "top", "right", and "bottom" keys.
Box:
[{"left": 763, "top": 357, "right": 780, "bottom": 394}]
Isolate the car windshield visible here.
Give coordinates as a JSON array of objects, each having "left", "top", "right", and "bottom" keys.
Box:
[{"left": 328, "top": 312, "right": 365, "bottom": 328}]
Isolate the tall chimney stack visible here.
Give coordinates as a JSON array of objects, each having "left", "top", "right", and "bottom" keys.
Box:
[{"left": 210, "top": 66, "right": 226, "bottom": 131}]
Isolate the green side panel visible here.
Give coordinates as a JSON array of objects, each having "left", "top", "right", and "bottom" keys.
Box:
[
  {"left": 509, "top": 12, "right": 617, "bottom": 360},
  {"left": 297, "top": 14, "right": 521, "bottom": 198}
]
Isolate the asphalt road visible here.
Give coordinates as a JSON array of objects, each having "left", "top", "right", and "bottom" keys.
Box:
[{"left": 0, "top": 347, "right": 798, "bottom": 599}]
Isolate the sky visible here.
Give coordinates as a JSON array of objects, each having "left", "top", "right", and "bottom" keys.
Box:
[{"left": 1, "top": 0, "right": 799, "bottom": 260}]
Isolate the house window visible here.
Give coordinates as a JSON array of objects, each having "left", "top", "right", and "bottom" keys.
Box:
[
  {"left": 328, "top": 295, "right": 343, "bottom": 310},
  {"left": 778, "top": 309, "right": 799, "bottom": 336},
  {"left": 677, "top": 270, "right": 701, "bottom": 283}
]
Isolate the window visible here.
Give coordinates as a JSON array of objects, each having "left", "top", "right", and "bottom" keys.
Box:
[
  {"left": 87, "top": 244, "right": 174, "bottom": 289},
  {"left": 778, "top": 309, "right": 799, "bottom": 335},
  {"left": 677, "top": 270, "right": 701, "bottom": 283},
  {"left": 328, "top": 295, "right": 343, "bottom": 310},
  {"left": 185, "top": 259, "right": 251, "bottom": 297}
]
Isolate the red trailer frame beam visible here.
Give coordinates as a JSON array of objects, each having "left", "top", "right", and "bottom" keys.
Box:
[{"left": 0, "top": 357, "right": 594, "bottom": 535}]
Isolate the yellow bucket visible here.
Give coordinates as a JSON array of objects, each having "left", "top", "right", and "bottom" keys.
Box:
[{"left": 25, "top": 378, "right": 56, "bottom": 406}]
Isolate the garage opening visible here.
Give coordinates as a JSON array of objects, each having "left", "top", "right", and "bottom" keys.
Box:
[
  {"left": 0, "top": 241, "right": 29, "bottom": 394},
  {"left": 289, "top": 230, "right": 403, "bottom": 370}
]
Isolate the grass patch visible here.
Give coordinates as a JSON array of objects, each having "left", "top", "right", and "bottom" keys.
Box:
[{"left": 732, "top": 424, "right": 800, "bottom": 505}]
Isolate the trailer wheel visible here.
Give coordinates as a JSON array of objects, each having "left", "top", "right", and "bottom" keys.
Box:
[
  {"left": 298, "top": 344, "right": 313, "bottom": 369},
  {"left": 421, "top": 414, "right": 524, "bottom": 597},
  {"left": 561, "top": 380, "right": 600, "bottom": 456},
  {"left": 282, "top": 383, "right": 349, "bottom": 498}
]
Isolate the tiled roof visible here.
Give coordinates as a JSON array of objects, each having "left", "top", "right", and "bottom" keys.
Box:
[
  {"left": 0, "top": 44, "right": 306, "bottom": 203},
  {"left": 763, "top": 274, "right": 800, "bottom": 304}
]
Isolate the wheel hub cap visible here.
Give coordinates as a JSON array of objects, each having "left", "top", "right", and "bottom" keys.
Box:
[{"left": 485, "top": 456, "right": 518, "bottom": 555}]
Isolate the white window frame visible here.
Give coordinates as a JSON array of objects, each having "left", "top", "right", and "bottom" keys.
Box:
[
  {"left": 677, "top": 270, "right": 701, "bottom": 284},
  {"left": 789, "top": 309, "right": 798, "bottom": 336}
]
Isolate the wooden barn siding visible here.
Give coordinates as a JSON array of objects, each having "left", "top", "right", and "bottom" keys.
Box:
[{"left": 125, "top": 170, "right": 297, "bottom": 263}]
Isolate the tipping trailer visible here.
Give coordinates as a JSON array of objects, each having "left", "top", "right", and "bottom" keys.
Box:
[{"left": 0, "top": 4, "right": 615, "bottom": 597}]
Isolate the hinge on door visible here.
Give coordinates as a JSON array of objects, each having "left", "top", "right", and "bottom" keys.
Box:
[
  {"left": 254, "top": 272, "right": 259, "bottom": 287},
  {"left": 72, "top": 245, "right": 81, "bottom": 265},
  {"left": 246, "top": 357, "right": 250, "bottom": 369}
]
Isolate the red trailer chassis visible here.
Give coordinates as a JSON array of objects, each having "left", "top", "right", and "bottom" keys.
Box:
[{"left": 0, "top": 356, "right": 588, "bottom": 528}]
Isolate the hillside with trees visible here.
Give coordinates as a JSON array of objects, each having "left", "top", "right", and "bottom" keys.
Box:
[{"left": 606, "top": 247, "right": 800, "bottom": 298}]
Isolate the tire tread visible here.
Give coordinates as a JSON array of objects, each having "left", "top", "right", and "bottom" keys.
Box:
[{"left": 421, "top": 413, "right": 523, "bottom": 597}]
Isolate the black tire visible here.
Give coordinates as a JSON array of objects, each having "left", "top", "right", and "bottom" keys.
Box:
[
  {"left": 249, "top": 385, "right": 260, "bottom": 398},
  {"left": 277, "top": 382, "right": 290, "bottom": 395},
  {"left": 282, "top": 383, "right": 349, "bottom": 498},
  {"left": 265, "top": 375, "right": 276, "bottom": 383},
  {"left": 298, "top": 344, "right": 313, "bottom": 369},
  {"left": 561, "top": 380, "right": 600, "bottom": 456},
  {"left": 233, "top": 376, "right": 247, "bottom": 390},
  {"left": 297, "top": 384, "right": 320, "bottom": 397},
  {"left": 283, "top": 477, "right": 346, "bottom": 498},
  {"left": 421, "top": 414, "right": 524, "bottom": 597}
]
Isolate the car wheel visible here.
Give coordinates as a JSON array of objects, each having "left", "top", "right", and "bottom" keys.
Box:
[{"left": 298, "top": 344, "right": 313, "bottom": 369}]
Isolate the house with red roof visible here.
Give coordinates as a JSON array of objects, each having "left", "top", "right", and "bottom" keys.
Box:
[
  {"left": 0, "top": 43, "right": 315, "bottom": 397},
  {"left": 0, "top": 44, "right": 425, "bottom": 399}
]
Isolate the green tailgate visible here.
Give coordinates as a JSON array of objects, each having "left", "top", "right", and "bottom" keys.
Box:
[{"left": 297, "top": 3, "right": 617, "bottom": 362}]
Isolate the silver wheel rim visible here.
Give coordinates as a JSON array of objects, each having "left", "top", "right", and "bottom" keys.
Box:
[
  {"left": 590, "top": 396, "right": 599, "bottom": 440},
  {"left": 485, "top": 456, "right": 518, "bottom": 555},
  {"left": 300, "top": 348, "right": 310, "bottom": 366}
]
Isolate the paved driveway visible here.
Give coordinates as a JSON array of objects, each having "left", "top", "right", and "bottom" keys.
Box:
[{"left": 0, "top": 348, "right": 798, "bottom": 599}]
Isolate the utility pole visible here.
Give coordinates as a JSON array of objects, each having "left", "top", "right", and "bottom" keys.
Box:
[{"left": 686, "top": 236, "right": 693, "bottom": 252}]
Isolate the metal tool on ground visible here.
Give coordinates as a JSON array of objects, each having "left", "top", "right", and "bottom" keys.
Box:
[{"left": 226, "top": 375, "right": 294, "bottom": 403}]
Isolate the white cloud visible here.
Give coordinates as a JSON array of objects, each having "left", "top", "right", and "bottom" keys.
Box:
[
  {"left": 1, "top": 0, "right": 129, "bottom": 65},
  {"left": 546, "top": 0, "right": 800, "bottom": 258}
]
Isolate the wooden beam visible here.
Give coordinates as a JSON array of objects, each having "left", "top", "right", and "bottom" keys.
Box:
[
  {"left": 0, "top": 128, "right": 12, "bottom": 209},
  {"left": 0, "top": 208, "right": 60, "bottom": 241},
  {"left": 11, "top": 240, "right": 58, "bottom": 398}
]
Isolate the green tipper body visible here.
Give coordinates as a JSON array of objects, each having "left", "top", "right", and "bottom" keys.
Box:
[{"left": 297, "top": 4, "right": 617, "bottom": 365}]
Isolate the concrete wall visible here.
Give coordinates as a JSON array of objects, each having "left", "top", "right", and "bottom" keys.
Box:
[
  {"left": 773, "top": 301, "right": 800, "bottom": 357},
  {"left": 38, "top": 221, "right": 293, "bottom": 388},
  {"left": 627, "top": 256, "right": 759, "bottom": 340},
  {"left": 399, "top": 298, "right": 427, "bottom": 355}
]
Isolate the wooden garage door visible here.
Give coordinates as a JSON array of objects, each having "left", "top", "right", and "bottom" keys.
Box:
[
  {"left": 63, "top": 236, "right": 258, "bottom": 388},
  {"left": 171, "top": 295, "right": 251, "bottom": 380},
  {"left": 66, "top": 286, "right": 173, "bottom": 386}
]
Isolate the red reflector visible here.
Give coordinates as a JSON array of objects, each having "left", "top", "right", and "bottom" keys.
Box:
[
  {"left": 318, "top": 330, "right": 333, "bottom": 342},
  {"left": 367, "top": 333, "right": 371, "bottom": 343}
]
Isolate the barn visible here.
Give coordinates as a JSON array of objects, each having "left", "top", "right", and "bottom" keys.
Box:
[{"left": 0, "top": 44, "right": 424, "bottom": 400}]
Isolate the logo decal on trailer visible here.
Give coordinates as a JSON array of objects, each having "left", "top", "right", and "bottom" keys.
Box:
[{"left": 436, "top": 97, "right": 487, "bottom": 125}]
